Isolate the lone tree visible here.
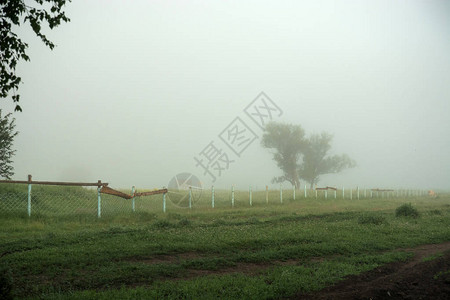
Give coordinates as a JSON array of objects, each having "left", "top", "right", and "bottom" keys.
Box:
[
  {"left": 298, "top": 132, "right": 356, "bottom": 189},
  {"left": 261, "top": 122, "right": 306, "bottom": 189},
  {"left": 1, "top": 0, "right": 71, "bottom": 112},
  {"left": 261, "top": 122, "right": 355, "bottom": 189},
  {"left": 0, "top": 110, "right": 18, "bottom": 179}
]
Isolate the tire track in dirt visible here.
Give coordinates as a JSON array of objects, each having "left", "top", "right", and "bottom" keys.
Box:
[
  {"left": 123, "top": 242, "right": 450, "bottom": 288},
  {"left": 295, "top": 241, "right": 450, "bottom": 300}
]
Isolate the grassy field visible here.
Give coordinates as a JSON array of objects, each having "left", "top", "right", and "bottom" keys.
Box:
[{"left": 1, "top": 186, "right": 449, "bottom": 299}]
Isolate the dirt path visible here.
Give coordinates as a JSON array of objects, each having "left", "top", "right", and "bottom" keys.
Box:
[
  {"left": 296, "top": 242, "right": 450, "bottom": 300},
  {"left": 122, "top": 242, "right": 450, "bottom": 298}
]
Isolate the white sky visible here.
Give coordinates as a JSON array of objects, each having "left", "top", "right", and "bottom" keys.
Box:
[{"left": 3, "top": 0, "right": 450, "bottom": 190}]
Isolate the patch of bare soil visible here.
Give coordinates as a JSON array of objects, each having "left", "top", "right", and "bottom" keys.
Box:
[
  {"left": 296, "top": 242, "right": 450, "bottom": 300},
  {"left": 123, "top": 252, "right": 204, "bottom": 264},
  {"left": 185, "top": 262, "right": 272, "bottom": 278}
]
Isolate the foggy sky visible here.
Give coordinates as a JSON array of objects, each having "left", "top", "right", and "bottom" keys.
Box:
[{"left": 3, "top": 0, "right": 450, "bottom": 190}]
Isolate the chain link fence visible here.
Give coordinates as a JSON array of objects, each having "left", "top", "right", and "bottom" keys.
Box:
[
  {"left": 1, "top": 179, "right": 429, "bottom": 218},
  {"left": 0, "top": 181, "right": 167, "bottom": 218},
  {"left": 0, "top": 183, "right": 29, "bottom": 217}
]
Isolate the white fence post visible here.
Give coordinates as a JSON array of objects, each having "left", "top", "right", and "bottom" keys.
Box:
[
  {"left": 27, "top": 175, "right": 32, "bottom": 217},
  {"left": 266, "top": 185, "right": 269, "bottom": 204},
  {"left": 304, "top": 184, "right": 307, "bottom": 198},
  {"left": 212, "top": 185, "right": 215, "bottom": 208},
  {"left": 189, "top": 187, "right": 192, "bottom": 209},
  {"left": 163, "top": 192, "right": 166, "bottom": 213},
  {"left": 97, "top": 180, "right": 102, "bottom": 218},
  {"left": 249, "top": 186, "right": 252, "bottom": 206},
  {"left": 293, "top": 185, "right": 296, "bottom": 200},
  {"left": 132, "top": 186, "right": 136, "bottom": 212},
  {"left": 232, "top": 185, "right": 235, "bottom": 207},
  {"left": 342, "top": 186, "right": 345, "bottom": 199},
  {"left": 280, "top": 184, "right": 283, "bottom": 203}
]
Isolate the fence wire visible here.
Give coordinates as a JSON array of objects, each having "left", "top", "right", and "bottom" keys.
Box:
[
  {"left": 0, "top": 183, "right": 170, "bottom": 218},
  {"left": 0, "top": 183, "right": 28, "bottom": 216},
  {"left": 0, "top": 182, "right": 427, "bottom": 218}
]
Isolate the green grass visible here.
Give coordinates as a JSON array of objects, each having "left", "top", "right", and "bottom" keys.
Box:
[
  {"left": 422, "top": 253, "right": 444, "bottom": 262},
  {"left": 434, "top": 270, "right": 450, "bottom": 280},
  {"left": 1, "top": 185, "right": 450, "bottom": 299}
]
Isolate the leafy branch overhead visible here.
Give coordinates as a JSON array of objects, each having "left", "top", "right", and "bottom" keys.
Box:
[
  {"left": 261, "top": 122, "right": 356, "bottom": 189},
  {"left": 1, "top": 0, "right": 71, "bottom": 112},
  {"left": 0, "top": 109, "right": 18, "bottom": 179}
]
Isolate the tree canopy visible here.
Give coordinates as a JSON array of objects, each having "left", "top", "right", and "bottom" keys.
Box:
[
  {"left": 261, "top": 122, "right": 356, "bottom": 188},
  {"left": 0, "top": 109, "right": 18, "bottom": 179},
  {"left": 298, "top": 132, "right": 356, "bottom": 188},
  {"left": 1, "top": 0, "right": 71, "bottom": 112},
  {"left": 261, "top": 122, "right": 306, "bottom": 188}
]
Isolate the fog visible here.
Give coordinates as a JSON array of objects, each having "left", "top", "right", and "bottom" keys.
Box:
[{"left": 3, "top": 0, "right": 450, "bottom": 190}]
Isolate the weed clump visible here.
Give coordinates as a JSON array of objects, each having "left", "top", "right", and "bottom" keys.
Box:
[
  {"left": 358, "top": 214, "right": 386, "bottom": 225},
  {"left": 153, "top": 220, "right": 174, "bottom": 229},
  {"left": 246, "top": 217, "right": 261, "bottom": 224},
  {"left": 213, "top": 219, "right": 227, "bottom": 226},
  {"left": 178, "top": 218, "right": 191, "bottom": 227},
  {"left": 429, "top": 209, "right": 442, "bottom": 216},
  {"left": 395, "top": 203, "right": 420, "bottom": 218}
]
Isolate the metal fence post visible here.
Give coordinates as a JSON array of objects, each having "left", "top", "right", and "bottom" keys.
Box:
[
  {"left": 334, "top": 187, "right": 337, "bottom": 199},
  {"left": 280, "top": 184, "right": 283, "bottom": 203},
  {"left": 266, "top": 185, "right": 269, "bottom": 204},
  {"left": 325, "top": 189, "right": 328, "bottom": 199},
  {"left": 97, "top": 180, "right": 102, "bottom": 218},
  {"left": 304, "top": 184, "right": 307, "bottom": 198},
  {"left": 231, "top": 185, "right": 235, "bottom": 207},
  {"left": 249, "top": 186, "right": 252, "bottom": 206},
  {"left": 342, "top": 186, "right": 345, "bottom": 199},
  {"left": 189, "top": 187, "right": 192, "bottom": 209},
  {"left": 132, "top": 186, "right": 136, "bottom": 212},
  {"left": 27, "top": 175, "right": 32, "bottom": 217},
  {"left": 293, "top": 185, "right": 295, "bottom": 200},
  {"left": 212, "top": 185, "right": 215, "bottom": 208},
  {"left": 163, "top": 192, "right": 166, "bottom": 213}
]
